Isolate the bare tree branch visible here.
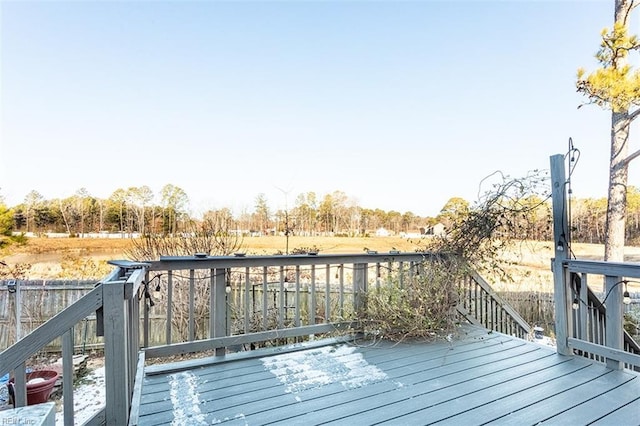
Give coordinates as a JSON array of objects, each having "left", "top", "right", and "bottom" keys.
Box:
[
  {"left": 622, "top": 148, "right": 640, "bottom": 167},
  {"left": 620, "top": 0, "right": 636, "bottom": 25}
]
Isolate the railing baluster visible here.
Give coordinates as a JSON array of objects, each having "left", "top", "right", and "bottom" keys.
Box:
[
  {"left": 295, "top": 265, "right": 301, "bottom": 327},
  {"left": 143, "top": 271, "right": 150, "bottom": 348},
  {"left": 325, "top": 264, "right": 330, "bottom": 323},
  {"left": 166, "top": 271, "right": 173, "bottom": 345},
  {"left": 244, "top": 267, "right": 251, "bottom": 334},
  {"left": 480, "top": 289, "right": 485, "bottom": 328},
  {"left": 339, "top": 264, "right": 344, "bottom": 318},
  {"left": 579, "top": 273, "right": 588, "bottom": 340},
  {"left": 474, "top": 282, "right": 479, "bottom": 322},
  {"left": 189, "top": 269, "right": 195, "bottom": 342},
  {"left": 128, "top": 291, "right": 137, "bottom": 397},
  {"left": 493, "top": 300, "right": 497, "bottom": 331},
  {"left": 278, "top": 266, "right": 285, "bottom": 328},
  {"left": 13, "top": 362, "right": 27, "bottom": 407},
  {"left": 62, "top": 329, "right": 74, "bottom": 426},
  {"left": 209, "top": 269, "right": 215, "bottom": 339},
  {"left": 310, "top": 265, "right": 316, "bottom": 325},
  {"left": 262, "top": 267, "right": 268, "bottom": 330}
]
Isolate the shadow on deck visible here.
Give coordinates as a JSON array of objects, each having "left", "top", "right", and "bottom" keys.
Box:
[{"left": 133, "top": 326, "right": 640, "bottom": 425}]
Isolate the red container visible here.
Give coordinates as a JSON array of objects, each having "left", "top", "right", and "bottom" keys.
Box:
[{"left": 9, "top": 370, "right": 59, "bottom": 405}]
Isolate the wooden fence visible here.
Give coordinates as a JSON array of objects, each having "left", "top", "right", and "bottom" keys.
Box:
[
  {"left": 0, "top": 280, "right": 97, "bottom": 350},
  {"left": 4, "top": 280, "right": 635, "bottom": 352},
  {"left": 0, "top": 278, "right": 358, "bottom": 352}
]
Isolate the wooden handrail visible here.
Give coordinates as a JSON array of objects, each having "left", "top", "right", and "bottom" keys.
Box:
[
  {"left": 0, "top": 285, "right": 103, "bottom": 373},
  {"left": 0, "top": 265, "right": 145, "bottom": 425},
  {"left": 458, "top": 271, "right": 531, "bottom": 339},
  {"left": 562, "top": 258, "right": 640, "bottom": 370}
]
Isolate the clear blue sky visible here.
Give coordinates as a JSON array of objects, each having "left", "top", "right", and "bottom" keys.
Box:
[{"left": 1, "top": 0, "right": 638, "bottom": 218}]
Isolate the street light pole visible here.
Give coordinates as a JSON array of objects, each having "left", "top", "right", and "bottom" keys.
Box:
[{"left": 275, "top": 185, "right": 292, "bottom": 255}]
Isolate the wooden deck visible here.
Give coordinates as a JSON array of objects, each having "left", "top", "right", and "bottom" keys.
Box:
[{"left": 133, "top": 326, "right": 640, "bottom": 425}]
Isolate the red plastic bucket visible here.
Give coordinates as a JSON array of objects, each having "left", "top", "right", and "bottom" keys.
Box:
[{"left": 9, "top": 370, "right": 59, "bottom": 405}]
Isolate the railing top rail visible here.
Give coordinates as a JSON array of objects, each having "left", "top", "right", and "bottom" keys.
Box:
[
  {"left": 0, "top": 267, "right": 123, "bottom": 374},
  {"left": 564, "top": 259, "right": 640, "bottom": 278},
  {"left": 0, "top": 285, "right": 103, "bottom": 373},
  {"left": 468, "top": 270, "right": 531, "bottom": 335},
  {"left": 141, "top": 252, "right": 439, "bottom": 271},
  {"left": 107, "top": 260, "right": 152, "bottom": 270}
]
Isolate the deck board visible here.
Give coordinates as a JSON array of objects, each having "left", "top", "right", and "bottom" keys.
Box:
[
  {"left": 268, "top": 350, "right": 568, "bottom": 425},
  {"left": 432, "top": 367, "right": 627, "bottom": 425},
  {"left": 589, "top": 393, "right": 640, "bottom": 425},
  {"left": 491, "top": 370, "right": 640, "bottom": 425},
  {"left": 325, "top": 361, "right": 600, "bottom": 425},
  {"left": 134, "top": 327, "right": 640, "bottom": 426},
  {"left": 211, "top": 338, "right": 546, "bottom": 424}
]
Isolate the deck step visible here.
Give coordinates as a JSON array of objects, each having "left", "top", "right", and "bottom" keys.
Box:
[{"left": 0, "top": 402, "right": 55, "bottom": 426}]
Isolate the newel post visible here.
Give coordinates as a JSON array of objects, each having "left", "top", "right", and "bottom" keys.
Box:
[
  {"left": 550, "top": 154, "right": 572, "bottom": 356},
  {"left": 353, "top": 263, "right": 368, "bottom": 324},
  {"left": 212, "top": 268, "right": 228, "bottom": 356},
  {"left": 102, "top": 275, "right": 130, "bottom": 425},
  {"left": 605, "top": 274, "right": 624, "bottom": 370}
]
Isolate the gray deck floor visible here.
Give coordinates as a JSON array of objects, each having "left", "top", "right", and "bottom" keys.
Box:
[{"left": 134, "top": 326, "right": 640, "bottom": 425}]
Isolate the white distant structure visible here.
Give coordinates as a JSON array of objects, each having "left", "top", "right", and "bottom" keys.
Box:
[
  {"left": 431, "top": 223, "right": 446, "bottom": 237},
  {"left": 375, "top": 227, "right": 391, "bottom": 237},
  {"left": 400, "top": 223, "right": 446, "bottom": 239}
]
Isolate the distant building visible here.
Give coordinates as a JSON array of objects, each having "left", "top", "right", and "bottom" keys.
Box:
[
  {"left": 400, "top": 223, "right": 446, "bottom": 239},
  {"left": 431, "top": 223, "right": 445, "bottom": 237},
  {"left": 375, "top": 227, "right": 391, "bottom": 237}
]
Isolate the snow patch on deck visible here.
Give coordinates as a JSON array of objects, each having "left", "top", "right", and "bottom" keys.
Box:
[
  {"left": 261, "top": 344, "right": 388, "bottom": 394},
  {"left": 168, "top": 371, "right": 208, "bottom": 425}
]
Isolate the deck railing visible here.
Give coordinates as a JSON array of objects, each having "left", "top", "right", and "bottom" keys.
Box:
[
  {"left": 555, "top": 259, "right": 640, "bottom": 371},
  {"left": 458, "top": 271, "right": 530, "bottom": 339},
  {"left": 550, "top": 153, "right": 640, "bottom": 371},
  {"left": 1, "top": 252, "right": 531, "bottom": 425},
  {"left": 138, "top": 252, "right": 386, "bottom": 359},
  {"left": 0, "top": 263, "right": 146, "bottom": 426}
]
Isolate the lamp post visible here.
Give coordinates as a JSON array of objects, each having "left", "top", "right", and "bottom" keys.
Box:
[
  {"left": 5, "top": 279, "right": 21, "bottom": 342},
  {"left": 1, "top": 261, "right": 22, "bottom": 342},
  {"left": 275, "top": 185, "right": 293, "bottom": 255}
]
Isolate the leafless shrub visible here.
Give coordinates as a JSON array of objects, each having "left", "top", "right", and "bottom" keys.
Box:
[
  {"left": 422, "top": 169, "right": 551, "bottom": 281},
  {"left": 128, "top": 215, "right": 244, "bottom": 343},
  {"left": 126, "top": 215, "right": 244, "bottom": 260}
]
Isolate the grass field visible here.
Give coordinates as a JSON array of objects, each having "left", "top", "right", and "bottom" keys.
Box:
[
  {"left": 3, "top": 236, "right": 640, "bottom": 292},
  {"left": 5, "top": 235, "right": 423, "bottom": 255},
  {"left": 1, "top": 235, "right": 425, "bottom": 279}
]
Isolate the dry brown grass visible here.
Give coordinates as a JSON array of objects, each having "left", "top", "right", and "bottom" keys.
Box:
[
  {"left": 3, "top": 236, "right": 640, "bottom": 288},
  {"left": 239, "top": 235, "right": 422, "bottom": 254},
  {"left": 6, "top": 237, "right": 132, "bottom": 255},
  {"left": 5, "top": 235, "right": 423, "bottom": 256},
  {"left": 1, "top": 235, "right": 425, "bottom": 279}
]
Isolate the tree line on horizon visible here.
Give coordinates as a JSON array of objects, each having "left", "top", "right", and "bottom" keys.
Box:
[{"left": 1, "top": 184, "right": 640, "bottom": 246}]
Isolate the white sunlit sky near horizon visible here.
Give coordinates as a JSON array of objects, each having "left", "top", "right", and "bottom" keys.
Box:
[{"left": 1, "top": 0, "right": 639, "bottom": 218}]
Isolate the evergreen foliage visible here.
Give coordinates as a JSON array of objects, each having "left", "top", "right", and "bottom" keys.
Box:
[{"left": 577, "top": 22, "right": 640, "bottom": 113}]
